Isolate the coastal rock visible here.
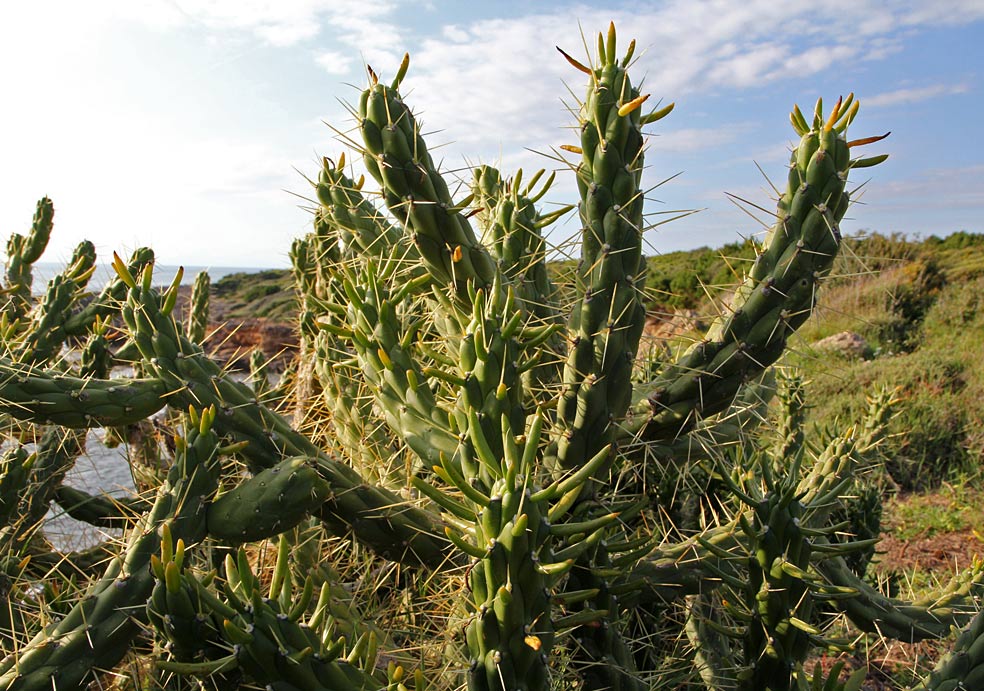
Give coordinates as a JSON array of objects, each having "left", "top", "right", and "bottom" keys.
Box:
[
  {"left": 642, "top": 308, "right": 708, "bottom": 342},
  {"left": 203, "top": 318, "right": 297, "bottom": 371},
  {"left": 812, "top": 330, "right": 869, "bottom": 359}
]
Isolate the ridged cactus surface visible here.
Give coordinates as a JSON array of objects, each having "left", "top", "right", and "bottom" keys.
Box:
[{"left": 0, "top": 22, "right": 974, "bottom": 691}]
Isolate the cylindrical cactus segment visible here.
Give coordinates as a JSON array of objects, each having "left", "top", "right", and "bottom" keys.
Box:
[
  {"left": 16, "top": 240, "right": 97, "bottom": 364},
  {"left": 0, "top": 408, "right": 223, "bottom": 691},
  {"left": 146, "top": 534, "right": 227, "bottom": 664},
  {"left": 409, "top": 278, "right": 559, "bottom": 691},
  {"left": 451, "top": 282, "right": 526, "bottom": 492},
  {"left": 774, "top": 372, "right": 806, "bottom": 459},
  {"left": 78, "top": 317, "right": 113, "bottom": 379},
  {"left": 685, "top": 593, "right": 738, "bottom": 690},
  {"left": 471, "top": 166, "right": 567, "bottom": 395},
  {"left": 448, "top": 415, "right": 558, "bottom": 691},
  {"left": 555, "top": 23, "right": 652, "bottom": 477},
  {"left": 816, "top": 554, "right": 984, "bottom": 642},
  {"left": 342, "top": 259, "right": 458, "bottom": 469},
  {"left": 738, "top": 468, "right": 819, "bottom": 690},
  {"left": 0, "top": 446, "right": 31, "bottom": 528},
  {"left": 358, "top": 57, "right": 499, "bottom": 301},
  {"left": 317, "top": 154, "right": 409, "bottom": 263},
  {"left": 63, "top": 246, "right": 155, "bottom": 337},
  {"left": 551, "top": 25, "right": 653, "bottom": 691},
  {"left": 186, "top": 270, "right": 210, "bottom": 343},
  {"left": 52, "top": 484, "right": 150, "bottom": 529},
  {"left": 3, "top": 198, "right": 54, "bottom": 321},
  {"left": 640, "top": 97, "right": 888, "bottom": 439},
  {"left": 463, "top": 484, "right": 556, "bottom": 691},
  {"left": 206, "top": 457, "right": 332, "bottom": 542},
  {"left": 0, "top": 357, "right": 169, "bottom": 428},
  {"left": 471, "top": 165, "right": 565, "bottom": 327},
  {"left": 911, "top": 605, "right": 984, "bottom": 691}
]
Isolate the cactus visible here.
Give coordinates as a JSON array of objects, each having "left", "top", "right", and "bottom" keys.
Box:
[
  {"left": 3, "top": 198, "right": 53, "bottom": 323},
  {"left": 0, "top": 22, "right": 977, "bottom": 691}
]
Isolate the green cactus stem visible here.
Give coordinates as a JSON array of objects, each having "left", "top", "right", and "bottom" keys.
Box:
[
  {"left": 3, "top": 198, "right": 53, "bottom": 322},
  {"left": 911, "top": 607, "right": 984, "bottom": 691},
  {"left": 14, "top": 241, "right": 96, "bottom": 364},
  {"left": 359, "top": 54, "right": 498, "bottom": 304},
  {"left": 186, "top": 270, "right": 210, "bottom": 344},
  {"left": 551, "top": 25, "right": 655, "bottom": 691},
  {"left": 150, "top": 536, "right": 396, "bottom": 690},
  {"left": 119, "top": 261, "right": 450, "bottom": 566},
  {"left": 817, "top": 554, "right": 984, "bottom": 642},
  {"left": 52, "top": 485, "right": 151, "bottom": 529},
  {"left": 636, "top": 95, "right": 888, "bottom": 440},
  {"left": 206, "top": 457, "right": 331, "bottom": 543},
  {"left": 0, "top": 428, "right": 84, "bottom": 553},
  {"left": 61, "top": 247, "right": 155, "bottom": 338},
  {"left": 0, "top": 357, "right": 168, "bottom": 428},
  {"left": 0, "top": 407, "right": 223, "bottom": 691},
  {"left": 316, "top": 153, "right": 411, "bottom": 265},
  {"left": 554, "top": 23, "right": 652, "bottom": 478}
]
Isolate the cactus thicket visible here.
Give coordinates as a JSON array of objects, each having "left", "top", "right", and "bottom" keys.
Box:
[{"left": 0, "top": 23, "right": 980, "bottom": 691}]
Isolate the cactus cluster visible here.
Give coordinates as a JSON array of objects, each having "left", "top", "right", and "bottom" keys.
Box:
[{"left": 0, "top": 23, "right": 980, "bottom": 691}]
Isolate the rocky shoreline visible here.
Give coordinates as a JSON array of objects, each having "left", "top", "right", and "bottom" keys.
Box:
[{"left": 171, "top": 283, "right": 298, "bottom": 372}]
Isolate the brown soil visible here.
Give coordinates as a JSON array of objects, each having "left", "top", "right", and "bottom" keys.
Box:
[
  {"left": 876, "top": 528, "right": 982, "bottom": 574},
  {"left": 875, "top": 489, "right": 984, "bottom": 575},
  {"left": 811, "top": 490, "right": 984, "bottom": 689},
  {"left": 172, "top": 284, "right": 298, "bottom": 371}
]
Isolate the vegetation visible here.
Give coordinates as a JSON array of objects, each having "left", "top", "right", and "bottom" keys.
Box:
[
  {"left": 210, "top": 268, "right": 295, "bottom": 320},
  {"left": 0, "top": 23, "right": 982, "bottom": 691}
]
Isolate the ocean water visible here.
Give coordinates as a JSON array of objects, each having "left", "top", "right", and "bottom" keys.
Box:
[
  {"left": 30, "top": 262, "right": 274, "bottom": 295},
  {"left": 43, "top": 430, "right": 137, "bottom": 552}
]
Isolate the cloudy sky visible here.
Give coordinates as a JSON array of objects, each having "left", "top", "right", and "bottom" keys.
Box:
[{"left": 2, "top": 1, "right": 982, "bottom": 268}]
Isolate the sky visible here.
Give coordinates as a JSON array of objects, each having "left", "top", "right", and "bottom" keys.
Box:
[{"left": 1, "top": 1, "right": 982, "bottom": 268}]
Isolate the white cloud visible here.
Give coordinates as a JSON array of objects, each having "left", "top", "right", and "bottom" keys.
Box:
[
  {"left": 901, "top": 1, "right": 984, "bottom": 27},
  {"left": 123, "top": 0, "right": 403, "bottom": 48},
  {"left": 656, "top": 125, "right": 751, "bottom": 153},
  {"left": 315, "top": 50, "right": 354, "bottom": 75},
  {"left": 866, "top": 83, "right": 971, "bottom": 107},
  {"left": 380, "top": 1, "right": 979, "bottom": 157},
  {"left": 871, "top": 165, "right": 984, "bottom": 209}
]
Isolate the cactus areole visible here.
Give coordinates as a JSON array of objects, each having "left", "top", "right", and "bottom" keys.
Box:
[{"left": 4, "top": 22, "right": 975, "bottom": 691}]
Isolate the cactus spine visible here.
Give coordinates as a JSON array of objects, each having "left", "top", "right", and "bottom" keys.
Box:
[{"left": 2, "top": 22, "right": 975, "bottom": 691}]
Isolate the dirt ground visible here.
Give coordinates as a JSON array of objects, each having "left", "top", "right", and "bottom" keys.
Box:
[{"left": 813, "top": 490, "right": 984, "bottom": 689}]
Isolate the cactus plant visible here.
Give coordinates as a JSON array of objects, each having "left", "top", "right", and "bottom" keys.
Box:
[{"left": 0, "top": 22, "right": 978, "bottom": 691}]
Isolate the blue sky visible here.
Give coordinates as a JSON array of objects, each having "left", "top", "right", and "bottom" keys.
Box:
[{"left": 1, "top": 1, "right": 982, "bottom": 268}]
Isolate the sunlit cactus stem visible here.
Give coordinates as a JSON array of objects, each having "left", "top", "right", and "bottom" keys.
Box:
[
  {"left": 0, "top": 408, "right": 224, "bottom": 690},
  {"left": 186, "top": 269, "right": 210, "bottom": 343},
  {"left": 638, "top": 94, "right": 887, "bottom": 440},
  {"left": 3, "top": 198, "right": 53, "bottom": 322},
  {"left": 0, "top": 21, "right": 953, "bottom": 691},
  {"left": 553, "top": 24, "right": 654, "bottom": 480}
]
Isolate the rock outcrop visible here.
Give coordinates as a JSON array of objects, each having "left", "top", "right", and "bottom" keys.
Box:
[
  {"left": 202, "top": 318, "right": 297, "bottom": 371},
  {"left": 812, "top": 330, "right": 870, "bottom": 359}
]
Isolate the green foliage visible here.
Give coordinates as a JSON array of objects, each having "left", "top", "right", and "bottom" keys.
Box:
[
  {"left": 645, "top": 239, "right": 757, "bottom": 310},
  {"left": 211, "top": 268, "right": 295, "bottom": 319},
  {"left": 888, "top": 486, "right": 984, "bottom": 542},
  {"left": 796, "top": 260, "right": 984, "bottom": 491}
]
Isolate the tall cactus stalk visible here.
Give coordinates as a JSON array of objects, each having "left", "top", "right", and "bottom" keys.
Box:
[{"left": 1, "top": 22, "right": 975, "bottom": 691}]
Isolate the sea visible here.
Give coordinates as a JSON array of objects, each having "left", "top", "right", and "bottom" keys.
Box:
[
  {"left": 44, "top": 431, "right": 137, "bottom": 551},
  {"left": 32, "top": 262, "right": 273, "bottom": 294}
]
